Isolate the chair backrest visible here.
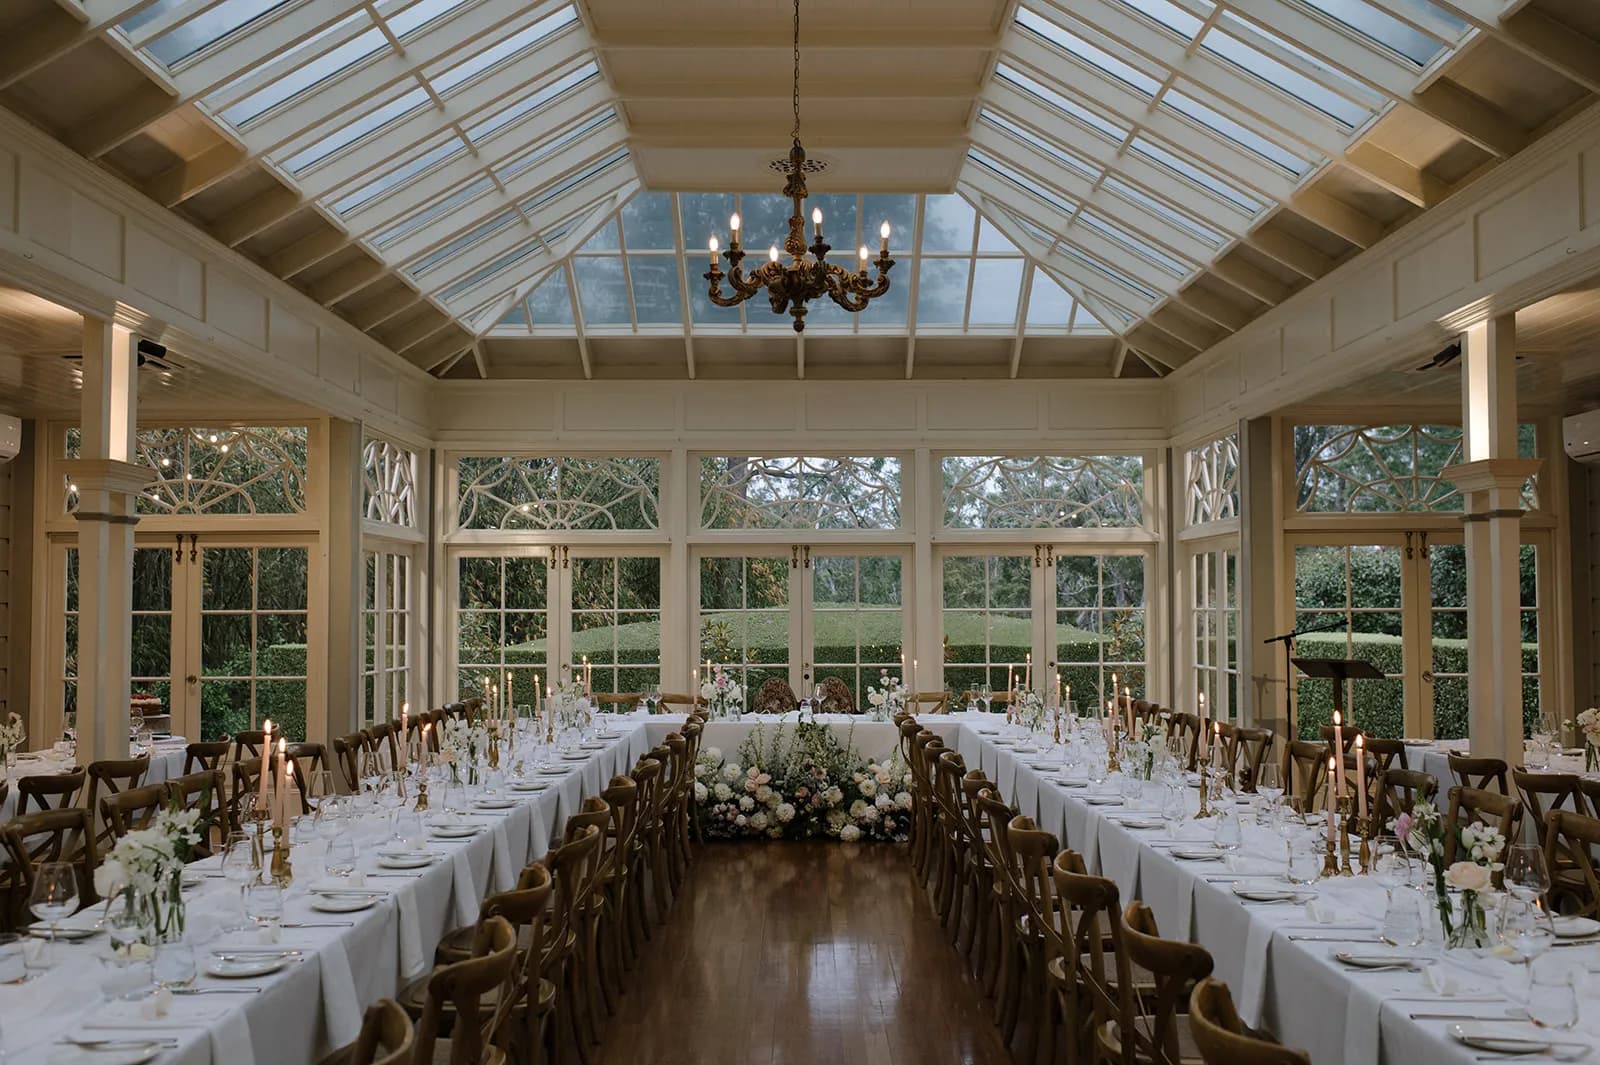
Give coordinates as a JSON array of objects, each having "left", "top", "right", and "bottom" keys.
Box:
[
  {"left": 345, "top": 998, "right": 415, "bottom": 1065},
  {"left": 908, "top": 692, "right": 949, "bottom": 714},
  {"left": 412, "top": 915, "right": 518, "bottom": 1065},
  {"left": 183, "top": 741, "right": 230, "bottom": 774},
  {"left": 601, "top": 774, "right": 641, "bottom": 865},
  {"left": 817, "top": 675, "right": 855, "bottom": 713},
  {"left": 85, "top": 757, "right": 152, "bottom": 842},
  {"left": 230, "top": 757, "right": 265, "bottom": 826},
  {"left": 1362, "top": 737, "right": 1407, "bottom": 774},
  {"left": 1513, "top": 769, "right": 1583, "bottom": 850},
  {"left": 656, "top": 693, "right": 705, "bottom": 713},
  {"left": 368, "top": 723, "right": 399, "bottom": 772},
  {"left": 232, "top": 729, "right": 268, "bottom": 761},
  {"left": 284, "top": 742, "right": 329, "bottom": 804},
  {"left": 591, "top": 693, "right": 641, "bottom": 712},
  {"left": 753, "top": 677, "right": 799, "bottom": 714},
  {"left": 1282, "top": 741, "right": 1327, "bottom": 812},
  {"left": 333, "top": 733, "right": 366, "bottom": 791},
  {"left": 1544, "top": 810, "right": 1600, "bottom": 918},
  {"left": 976, "top": 790, "right": 1018, "bottom": 896},
  {"left": 1054, "top": 851, "right": 1133, "bottom": 1065},
  {"left": 1375, "top": 768, "right": 1437, "bottom": 832},
  {"left": 167, "top": 769, "right": 225, "bottom": 847},
  {"left": 1448, "top": 754, "right": 1508, "bottom": 795},
  {"left": 1189, "top": 978, "right": 1310, "bottom": 1065},
  {"left": 1006, "top": 816, "right": 1063, "bottom": 964},
  {"left": 1121, "top": 902, "right": 1215, "bottom": 1065},
  {"left": 16, "top": 768, "right": 86, "bottom": 814},
  {"left": 1228, "top": 727, "right": 1274, "bottom": 792},
  {"left": 1319, "top": 723, "right": 1362, "bottom": 754},
  {"left": 100, "top": 781, "right": 171, "bottom": 841},
  {"left": 1445, "top": 785, "right": 1522, "bottom": 862},
  {"left": 543, "top": 825, "right": 602, "bottom": 966},
  {"left": 1170, "top": 713, "right": 1200, "bottom": 771},
  {"left": 0, "top": 808, "right": 99, "bottom": 926}
]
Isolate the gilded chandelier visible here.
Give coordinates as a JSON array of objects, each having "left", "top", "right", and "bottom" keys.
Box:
[{"left": 704, "top": 0, "right": 894, "bottom": 333}]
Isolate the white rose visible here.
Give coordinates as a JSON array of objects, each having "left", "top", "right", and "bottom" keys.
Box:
[
  {"left": 735, "top": 814, "right": 747, "bottom": 827},
  {"left": 895, "top": 791, "right": 913, "bottom": 810},
  {"left": 739, "top": 795, "right": 755, "bottom": 812},
  {"left": 850, "top": 799, "right": 868, "bottom": 818},
  {"left": 876, "top": 792, "right": 893, "bottom": 810},
  {"left": 839, "top": 824, "right": 861, "bottom": 842},
  {"left": 1445, "top": 861, "right": 1492, "bottom": 893},
  {"left": 860, "top": 805, "right": 881, "bottom": 823},
  {"left": 750, "top": 812, "right": 768, "bottom": 831},
  {"left": 722, "top": 765, "right": 742, "bottom": 783},
  {"left": 869, "top": 692, "right": 885, "bottom": 707},
  {"left": 704, "top": 747, "right": 722, "bottom": 762},
  {"left": 755, "top": 785, "right": 773, "bottom": 804},
  {"left": 776, "top": 803, "right": 796, "bottom": 823},
  {"left": 694, "top": 782, "right": 708, "bottom": 802},
  {"left": 713, "top": 783, "right": 732, "bottom": 802},
  {"left": 859, "top": 779, "right": 877, "bottom": 798},
  {"left": 826, "top": 786, "right": 843, "bottom": 805}
]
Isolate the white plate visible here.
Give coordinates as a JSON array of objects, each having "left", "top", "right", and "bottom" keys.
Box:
[
  {"left": 205, "top": 956, "right": 291, "bottom": 979},
  {"left": 429, "top": 824, "right": 480, "bottom": 839},
  {"left": 1448, "top": 1024, "right": 1562, "bottom": 1055},
  {"left": 473, "top": 798, "right": 517, "bottom": 810},
  {"left": 509, "top": 781, "right": 550, "bottom": 792},
  {"left": 1026, "top": 762, "right": 1058, "bottom": 772},
  {"left": 560, "top": 753, "right": 590, "bottom": 762},
  {"left": 579, "top": 742, "right": 608, "bottom": 750},
  {"left": 1231, "top": 884, "right": 1301, "bottom": 902},
  {"left": 1170, "top": 847, "right": 1221, "bottom": 861},
  {"left": 1113, "top": 817, "right": 1164, "bottom": 830},
  {"left": 1083, "top": 794, "right": 1122, "bottom": 806},
  {"left": 537, "top": 767, "right": 570, "bottom": 776},
  {"left": 376, "top": 852, "right": 434, "bottom": 869},
  {"left": 1334, "top": 952, "right": 1423, "bottom": 970},
  {"left": 1551, "top": 915, "right": 1600, "bottom": 939},
  {"left": 311, "top": 894, "right": 380, "bottom": 913},
  {"left": 51, "top": 1044, "right": 162, "bottom": 1065},
  {"left": 975, "top": 728, "right": 999, "bottom": 735},
  {"left": 1054, "top": 778, "right": 1088, "bottom": 788}
]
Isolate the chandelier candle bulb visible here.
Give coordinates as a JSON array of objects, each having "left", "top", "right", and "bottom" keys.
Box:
[
  {"left": 859, "top": 246, "right": 869, "bottom": 274},
  {"left": 730, "top": 213, "right": 741, "bottom": 245},
  {"left": 880, "top": 220, "right": 890, "bottom": 254},
  {"left": 812, "top": 207, "right": 822, "bottom": 238},
  {"left": 709, "top": 236, "right": 719, "bottom": 265}
]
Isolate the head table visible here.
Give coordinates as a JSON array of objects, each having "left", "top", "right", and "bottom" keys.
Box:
[
  {"left": 0, "top": 721, "right": 652, "bottom": 1065},
  {"left": 936, "top": 711, "right": 1600, "bottom": 1065},
  {"left": 3, "top": 741, "right": 190, "bottom": 822}
]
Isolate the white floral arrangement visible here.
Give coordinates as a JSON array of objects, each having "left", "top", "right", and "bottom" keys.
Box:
[
  {"left": 1391, "top": 799, "right": 1504, "bottom": 947},
  {"left": 694, "top": 723, "right": 911, "bottom": 842},
  {"left": 549, "top": 680, "right": 587, "bottom": 731},
  {"left": 95, "top": 805, "right": 202, "bottom": 940},
  {"left": 699, "top": 666, "right": 744, "bottom": 719},
  {"left": 440, "top": 716, "right": 490, "bottom": 781},
  {"left": 865, "top": 670, "right": 907, "bottom": 721},
  {"left": 1575, "top": 708, "right": 1600, "bottom": 746},
  {"left": 1015, "top": 689, "right": 1048, "bottom": 732},
  {"left": 0, "top": 712, "right": 25, "bottom": 755}
]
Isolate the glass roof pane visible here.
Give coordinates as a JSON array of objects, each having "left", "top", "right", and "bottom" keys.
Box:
[
  {"left": 519, "top": 149, "right": 628, "bottom": 213},
  {"left": 374, "top": 175, "right": 493, "bottom": 248},
  {"left": 980, "top": 110, "right": 1099, "bottom": 181},
  {"left": 1129, "top": 136, "right": 1260, "bottom": 214},
  {"left": 333, "top": 133, "right": 464, "bottom": 215},
  {"left": 1203, "top": 25, "right": 1369, "bottom": 127},
  {"left": 283, "top": 85, "right": 431, "bottom": 174},
  {"left": 1164, "top": 89, "right": 1312, "bottom": 174},
  {"left": 862, "top": 194, "right": 915, "bottom": 255},
  {"left": 495, "top": 300, "right": 529, "bottom": 330},
  {"left": 734, "top": 194, "right": 794, "bottom": 254},
  {"left": 810, "top": 194, "right": 859, "bottom": 248},
  {"left": 684, "top": 259, "right": 737, "bottom": 326},
  {"left": 1101, "top": 175, "right": 1225, "bottom": 246},
  {"left": 680, "top": 194, "right": 736, "bottom": 249},
  {"left": 143, "top": 0, "right": 294, "bottom": 66},
  {"left": 970, "top": 150, "right": 1077, "bottom": 217},
  {"left": 621, "top": 192, "right": 676, "bottom": 250},
  {"left": 628, "top": 258, "right": 683, "bottom": 324},
  {"left": 1118, "top": 0, "right": 1205, "bottom": 40},
  {"left": 439, "top": 239, "right": 545, "bottom": 302},
  {"left": 528, "top": 271, "right": 574, "bottom": 326},
  {"left": 496, "top": 111, "right": 617, "bottom": 182},
  {"left": 969, "top": 259, "right": 1025, "bottom": 327},
  {"left": 1016, "top": 8, "right": 1162, "bottom": 96},
  {"left": 579, "top": 219, "right": 619, "bottom": 252},
  {"left": 387, "top": 0, "right": 473, "bottom": 40},
  {"left": 921, "top": 195, "right": 976, "bottom": 253},
  {"left": 1298, "top": 0, "right": 1453, "bottom": 65},
  {"left": 854, "top": 265, "right": 909, "bottom": 329},
  {"left": 802, "top": 288, "right": 856, "bottom": 331},
  {"left": 976, "top": 218, "right": 1020, "bottom": 254},
  {"left": 573, "top": 257, "right": 630, "bottom": 325},
  {"left": 1079, "top": 211, "right": 1189, "bottom": 276},
  {"left": 220, "top": 24, "right": 386, "bottom": 127},
  {"left": 407, "top": 208, "right": 517, "bottom": 277},
  {"left": 994, "top": 65, "right": 1128, "bottom": 141},
  {"left": 916, "top": 259, "right": 971, "bottom": 325},
  {"left": 465, "top": 63, "right": 600, "bottom": 142},
  {"left": 432, "top": 8, "right": 578, "bottom": 95},
  {"left": 1025, "top": 269, "right": 1074, "bottom": 328},
  {"left": 120, "top": 0, "right": 187, "bottom": 36}
]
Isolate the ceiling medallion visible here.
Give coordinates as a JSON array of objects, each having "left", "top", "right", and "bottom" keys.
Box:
[{"left": 704, "top": 0, "right": 894, "bottom": 333}]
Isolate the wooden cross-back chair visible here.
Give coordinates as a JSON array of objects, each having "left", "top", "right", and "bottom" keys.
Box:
[
  {"left": 1374, "top": 768, "right": 1437, "bottom": 835},
  {"left": 978, "top": 789, "right": 1026, "bottom": 1048},
  {"left": 1118, "top": 902, "right": 1215, "bottom": 1065},
  {"left": 1226, "top": 727, "right": 1274, "bottom": 792},
  {"left": 1053, "top": 851, "right": 1135, "bottom": 1065},
  {"left": 1513, "top": 769, "right": 1584, "bottom": 851},
  {"left": 85, "top": 757, "right": 152, "bottom": 846},
  {"left": 229, "top": 757, "right": 265, "bottom": 830},
  {"left": 100, "top": 781, "right": 171, "bottom": 842},
  {"left": 333, "top": 733, "right": 366, "bottom": 792},
  {"left": 1320, "top": 723, "right": 1362, "bottom": 755},
  {"left": 183, "top": 741, "right": 230, "bottom": 774},
  {"left": 0, "top": 808, "right": 99, "bottom": 931},
  {"left": 317, "top": 998, "right": 414, "bottom": 1065},
  {"left": 1007, "top": 815, "right": 1064, "bottom": 1065},
  {"left": 1189, "top": 978, "right": 1311, "bottom": 1065},
  {"left": 1444, "top": 785, "right": 1522, "bottom": 863},
  {"left": 167, "top": 769, "right": 225, "bottom": 858},
  {"left": 753, "top": 677, "right": 799, "bottom": 714},
  {"left": 591, "top": 692, "right": 641, "bottom": 713},
  {"left": 1448, "top": 755, "right": 1508, "bottom": 795},
  {"left": 410, "top": 915, "right": 517, "bottom": 1065},
  {"left": 1282, "top": 741, "right": 1327, "bottom": 813},
  {"left": 15, "top": 768, "right": 86, "bottom": 815},
  {"left": 1545, "top": 810, "right": 1600, "bottom": 918},
  {"left": 908, "top": 692, "right": 949, "bottom": 714},
  {"left": 1169, "top": 713, "right": 1201, "bottom": 772},
  {"left": 231, "top": 729, "right": 268, "bottom": 761},
  {"left": 1362, "top": 737, "right": 1407, "bottom": 775}
]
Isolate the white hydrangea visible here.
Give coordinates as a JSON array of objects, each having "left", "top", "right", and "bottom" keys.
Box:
[
  {"left": 825, "top": 786, "right": 843, "bottom": 806},
  {"left": 754, "top": 784, "right": 773, "bottom": 805},
  {"left": 738, "top": 795, "right": 755, "bottom": 812},
  {"left": 839, "top": 824, "right": 862, "bottom": 842},
  {"left": 858, "top": 805, "right": 881, "bottom": 824},
  {"left": 750, "top": 812, "right": 769, "bottom": 831},
  {"left": 694, "top": 782, "right": 708, "bottom": 802},
  {"left": 713, "top": 782, "right": 732, "bottom": 802},
  {"left": 849, "top": 799, "right": 868, "bottom": 818},
  {"left": 875, "top": 792, "right": 893, "bottom": 810},
  {"left": 703, "top": 747, "right": 722, "bottom": 763},
  {"left": 722, "top": 764, "right": 742, "bottom": 784},
  {"left": 895, "top": 791, "right": 912, "bottom": 810},
  {"left": 859, "top": 778, "right": 877, "bottom": 798},
  {"left": 775, "top": 802, "right": 796, "bottom": 823}
]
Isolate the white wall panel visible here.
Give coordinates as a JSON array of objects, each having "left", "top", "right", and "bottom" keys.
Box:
[
  {"left": 19, "top": 166, "right": 123, "bottom": 281},
  {"left": 360, "top": 355, "right": 399, "bottom": 411},
  {"left": 267, "top": 305, "right": 318, "bottom": 376},
  {"left": 1396, "top": 223, "right": 1472, "bottom": 319},
  {"left": 927, "top": 385, "right": 1034, "bottom": 430},
  {"left": 807, "top": 390, "right": 916, "bottom": 432},
  {"left": 1281, "top": 300, "right": 1332, "bottom": 376},
  {"left": 683, "top": 389, "right": 796, "bottom": 432},
  {"left": 203, "top": 270, "right": 267, "bottom": 348},
  {"left": 127, "top": 223, "right": 203, "bottom": 320},
  {"left": 0, "top": 147, "right": 16, "bottom": 233},
  {"left": 1241, "top": 334, "right": 1284, "bottom": 394},
  {"left": 1332, "top": 264, "right": 1395, "bottom": 349},
  {"left": 1476, "top": 163, "right": 1583, "bottom": 277},
  {"left": 319, "top": 343, "right": 360, "bottom": 394}
]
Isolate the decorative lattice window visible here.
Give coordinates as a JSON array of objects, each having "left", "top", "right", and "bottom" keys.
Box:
[
  {"left": 1294, "top": 424, "right": 1538, "bottom": 513},
  {"left": 1186, "top": 434, "right": 1239, "bottom": 526},
  {"left": 363, "top": 438, "right": 418, "bottom": 528},
  {"left": 941, "top": 455, "right": 1144, "bottom": 529},
  {"left": 699, "top": 456, "right": 902, "bottom": 530},
  {"left": 65, "top": 427, "right": 308, "bottom": 515},
  {"left": 456, "top": 456, "right": 660, "bottom": 530}
]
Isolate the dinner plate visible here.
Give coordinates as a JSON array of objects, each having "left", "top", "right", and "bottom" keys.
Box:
[
  {"left": 1112, "top": 816, "right": 1164, "bottom": 830},
  {"left": 473, "top": 798, "right": 517, "bottom": 810},
  {"left": 205, "top": 956, "right": 291, "bottom": 979},
  {"left": 29, "top": 924, "right": 100, "bottom": 941},
  {"left": 1053, "top": 778, "right": 1088, "bottom": 788},
  {"left": 50, "top": 1044, "right": 162, "bottom": 1065},
  {"left": 1026, "top": 762, "right": 1058, "bottom": 772},
  {"left": 560, "top": 753, "right": 590, "bottom": 762},
  {"left": 1448, "top": 1024, "right": 1564, "bottom": 1055},
  {"left": 1011, "top": 745, "right": 1038, "bottom": 754},
  {"left": 975, "top": 728, "right": 999, "bottom": 735},
  {"left": 376, "top": 852, "right": 435, "bottom": 870},
  {"left": 429, "top": 824, "right": 481, "bottom": 839},
  {"left": 1551, "top": 915, "right": 1600, "bottom": 938},
  {"left": 1231, "top": 884, "right": 1301, "bottom": 902},
  {"left": 1334, "top": 952, "right": 1423, "bottom": 970},
  {"left": 510, "top": 781, "right": 550, "bottom": 792},
  {"left": 579, "top": 741, "right": 608, "bottom": 750},
  {"left": 311, "top": 894, "right": 380, "bottom": 913},
  {"left": 1170, "top": 847, "right": 1221, "bottom": 861},
  {"left": 537, "top": 767, "right": 570, "bottom": 776},
  {"left": 1083, "top": 794, "right": 1122, "bottom": 806}
]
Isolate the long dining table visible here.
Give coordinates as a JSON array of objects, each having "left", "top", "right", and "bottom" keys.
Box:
[
  {"left": 2, "top": 740, "right": 190, "bottom": 821},
  {"left": 0, "top": 720, "right": 652, "bottom": 1065},
  {"left": 939, "top": 711, "right": 1600, "bottom": 1065}
]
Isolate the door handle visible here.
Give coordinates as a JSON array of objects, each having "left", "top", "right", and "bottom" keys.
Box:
[
  {"left": 186, "top": 674, "right": 198, "bottom": 685},
  {"left": 1421, "top": 670, "right": 1434, "bottom": 684}
]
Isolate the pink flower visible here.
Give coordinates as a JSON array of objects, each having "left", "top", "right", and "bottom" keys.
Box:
[{"left": 1393, "top": 812, "right": 1412, "bottom": 841}]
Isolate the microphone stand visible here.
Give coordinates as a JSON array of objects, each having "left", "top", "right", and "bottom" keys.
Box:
[{"left": 1262, "top": 617, "right": 1350, "bottom": 739}]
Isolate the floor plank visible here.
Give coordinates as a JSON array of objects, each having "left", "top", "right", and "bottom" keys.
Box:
[{"left": 592, "top": 841, "right": 1011, "bottom": 1065}]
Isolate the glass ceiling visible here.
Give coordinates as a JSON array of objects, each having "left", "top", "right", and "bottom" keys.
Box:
[
  {"left": 108, "top": 0, "right": 1480, "bottom": 362},
  {"left": 486, "top": 192, "right": 1113, "bottom": 337}
]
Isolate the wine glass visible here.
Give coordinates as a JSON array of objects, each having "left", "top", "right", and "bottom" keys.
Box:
[
  {"left": 221, "top": 832, "right": 256, "bottom": 932},
  {"left": 1504, "top": 843, "right": 1551, "bottom": 908},
  {"left": 979, "top": 682, "right": 993, "bottom": 713},
  {"left": 29, "top": 862, "right": 78, "bottom": 959}
]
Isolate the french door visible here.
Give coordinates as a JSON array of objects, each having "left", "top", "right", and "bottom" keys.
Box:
[
  {"left": 452, "top": 546, "right": 664, "bottom": 701},
  {"left": 54, "top": 535, "right": 312, "bottom": 743},
  {"left": 693, "top": 546, "right": 908, "bottom": 705}
]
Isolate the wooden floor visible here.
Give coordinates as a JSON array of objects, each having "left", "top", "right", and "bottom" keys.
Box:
[{"left": 592, "top": 841, "right": 1011, "bottom": 1065}]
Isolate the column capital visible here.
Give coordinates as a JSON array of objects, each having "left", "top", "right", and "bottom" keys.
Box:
[
  {"left": 63, "top": 458, "right": 148, "bottom": 496},
  {"left": 1441, "top": 458, "right": 1543, "bottom": 496}
]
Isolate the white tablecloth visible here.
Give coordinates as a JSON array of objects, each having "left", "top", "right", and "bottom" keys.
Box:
[
  {"left": 3, "top": 743, "right": 189, "bottom": 821},
  {"left": 944, "top": 714, "right": 1600, "bottom": 1065},
  {"left": 0, "top": 722, "right": 651, "bottom": 1065}
]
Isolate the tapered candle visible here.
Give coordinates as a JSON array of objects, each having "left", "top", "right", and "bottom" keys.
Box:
[
  {"left": 911, "top": 658, "right": 918, "bottom": 696},
  {"left": 1025, "top": 653, "right": 1032, "bottom": 693},
  {"left": 258, "top": 720, "right": 272, "bottom": 810},
  {"left": 1332, "top": 710, "right": 1346, "bottom": 799},
  {"left": 1354, "top": 734, "right": 1368, "bottom": 820},
  {"left": 276, "top": 737, "right": 288, "bottom": 827},
  {"left": 1124, "top": 685, "right": 1133, "bottom": 733},
  {"left": 1327, "top": 756, "right": 1337, "bottom": 843},
  {"left": 400, "top": 704, "right": 409, "bottom": 764},
  {"left": 1212, "top": 720, "right": 1221, "bottom": 768},
  {"left": 506, "top": 672, "right": 513, "bottom": 719}
]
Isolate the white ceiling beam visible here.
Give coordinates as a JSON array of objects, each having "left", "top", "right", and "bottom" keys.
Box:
[
  {"left": 590, "top": 25, "right": 1002, "bottom": 50},
  {"left": 309, "top": 256, "right": 390, "bottom": 306},
  {"left": 430, "top": 346, "right": 472, "bottom": 376},
  {"left": 471, "top": 339, "right": 489, "bottom": 379},
  {"left": 1126, "top": 330, "right": 1193, "bottom": 369},
  {"left": 1243, "top": 229, "right": 1333, "bottom": 280},
  {"left": 0, "top": 0, "right": 165, "bottom": 88},
  {"left": 670, "top": 191, "right": 697, "bottom": 380},
  {"left": 1110, "top": 340, "right": 1130, "bottom": 377},
  {"left": 1428, "top": 0, "right": 1600, "bottom": 93},
  {"left": 1174, "top": 286, "right": 1252, "bottom": 331},
  {"left": 144, "top": 141, "right": 246, "bottom": 207},
  {"left": 343, "top": 285, "right": 425, "bottom": 331},
  {"left": 1145, "top": 307, "right": 1213, "bottom": 352},
  {"left": 563, "top": 260, "right": 593, "bottom": 380},
  {"left": 904, "top": 195, "right": 926, "bottom": 379},
  {"left": 1288, "top": 188, "right": 1385, "bottom": 247},
  {"left": 1009, "top": 263, "right": 1035, "bottom": 378},
  {"left": 1209, "top": 256, "right": 1292, "bottom": 305},
  {"left": 606, "top": 77, "right": 981, "bottom": 101}
]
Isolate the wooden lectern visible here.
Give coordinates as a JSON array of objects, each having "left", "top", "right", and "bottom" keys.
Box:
[{"left": 1292, "top": 656, "right": 1383, "bottom": 731}]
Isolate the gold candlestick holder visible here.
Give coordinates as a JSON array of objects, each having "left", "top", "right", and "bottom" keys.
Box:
[
  {"left": 1336, "top": 795, "right": 1355, "bottom": 876},
  {"left": 1052, "top": 711, "right": 1062, "bottom": 746},
  {"left": 248, "top": 809, "right": 270, "bottom": 872},
  {"left": 1106, "top": 720, "right": 1122, "bottom": 774},
  {"left": 1355, "top": 813, "right": 1374, "bottom": 875},
  {"left": 413, "top": 769, "right": 430, "bottom": 812},
  {"left": 1322, "top": 829, "right": 1340, "bottom": 878},
  {"left": 487, "top": 725, "right": 501, "bottom": 770},
  {"left": 269, "top": 824, "right": 293, "bottom": 887}
]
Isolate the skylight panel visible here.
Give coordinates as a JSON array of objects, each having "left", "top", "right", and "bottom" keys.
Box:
[
  {"left": 1025, "top": 269, "right": 1074, "bottom": 329},
  {"left": 922, "top": 195, "right": 977, "bottom": 252},
  {"left": 1164, "top": 90, "right": 1312, "bottom": 175},
  {"left": 969, "top": 260, "right": 1025, "bottom": 327},
  {"left": 994, "top": 66, "right": 1128, "bottom": 141},
  {"left": 141, "top": 0, "right": 294, "bottom": 66},
  {"left": 464, "top": 63, "right": 600, "bottom": 142},
  {"left": 736, "top": 194, "right": 797, "bottom": 253},
  {"left": 408, "top": 209, "right": 519, "bottom": 278},
  {"left": 1203, "top": 25, "right": 1369, "bottom": 127},
  {"left": 1016, "top": 8, "right": 1162, "bottom": 96},
  {"left": 374, "top": 175, "right": 493, "bottom": 248},
  {"left": 617, "top": 193, "right": 674, "bottom": 250},
  {"left": 969, "top": 151, "right": 1077, "bottom": 218},
  {"left": 679, "top": 194, "right": 736, "bottom": 250},
  {"left": 528, "top": 271, "right": 575, "bottom": 326},
  {"left": 219, "top": 24, "right": 386, "bottom": 127},
  {"left": 332, "top": 134, "right": 465, "bottom": 215},
  {"left": 1057, "top": 243, "right": 1160, "bottom": 302},
  {"left": 628, "top": 259, "right": 683, "bottom": 325},
  {"left": 1129, "top": 136, "right": 1260, "bottom": 214},
  {"left": 495, "top": 300, "right": 530, "bottom": 330},
  {"left": 573, "top": 258, "right": 630, "bottom": 325},
  {"left": 1118, "top": 0, "right": 1205, "bottom": 40},
  {"left": 119, "top": 0, "right": 187, "bottom": 37},
  {"left": 916, "top": 260, "right": 971, "bottom": 325},
  {"left": 579, "top": 220, "right": 620, "bottom": 253},
  {"left": 862, "top": 194, "right": 916, "bottom": 251},
  {"left": 810, "top": 194, "right": 859, "bottom": 249},
  {"left": 387, "top": 0, "right": 473, "bottom": 40},
  {"left": 1101, "top": 175, "right": 1225, "bottom": 246},
  {"left": 282, "top": 85, "right": 431, "bottom": 174},
  {"left": 519, "top": 149, "right": 628, "bottom": 213},
  {"left": 496, "top": 111, "right": 617, "bottom": 182},
  {"left": 980, "top": 110, "right": 1099, "bottom": 182},
  {"left": 439, "top": 240, "right": 545, "bottom": 302},
  {"left": 976, "top": 218, "right": 1021, "bottom": 255},
  {"left": 431, "top": 8, "right": 578, "bottom": 95},
  {"left": 684, "top": 259, "right": 737, "bottom": 326},
  {"left": 1297, "top": 0, "right": 1455, "bottom": 65},
  {"left": 1078, "top": 211, "right": 1190, "bottom": 277}
]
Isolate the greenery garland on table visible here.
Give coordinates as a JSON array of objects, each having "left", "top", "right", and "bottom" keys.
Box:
[{"left": 694, "top": 722, "right": 913, "bottom": 842}]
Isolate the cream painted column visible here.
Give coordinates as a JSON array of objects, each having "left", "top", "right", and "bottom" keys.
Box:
[
  {"left": 64, "top": 319, "right": 141, "bottom": 765},
  {"left": 1237, "top": 417, "right": 1283, "bottom": 733},
  {"left": 325, "top": 419, "right": 362, "bottom": 739},
  {"left": 912, "top": 447, "right": 938, "bottom": 695},
  {"left": 1443, "top": 315, "right": 1541, "bottom": 762}
]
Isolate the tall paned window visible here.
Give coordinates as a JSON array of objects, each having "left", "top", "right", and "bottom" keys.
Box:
[
  {"left": 571, "top": 556, "right": 662, "bottom": 695},
  {"left": 456, "top": 556, "right": 549, "bottom": 700},
  {"left": 362, "top": 550, "right": 411, "bottom": 726},
  {"left": 699, "top": 556, "right": 791, "bottom": 696},
  {"left": 1055, "top": 554, "right": 1147, "bottom": 709},
  {"left": 942, "top": 555, "right": 1033, "bottom": 696},
  {"left": 1190, "top": 549, "right": 1238, "bottom": 719}
]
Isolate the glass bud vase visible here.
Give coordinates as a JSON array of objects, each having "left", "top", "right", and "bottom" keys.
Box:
[{"left": 1445, "top": 890, "right": 1490, "bottom": 949}]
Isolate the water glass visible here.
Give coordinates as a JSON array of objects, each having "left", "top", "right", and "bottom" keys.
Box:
[
  {"left": 1525, "top": 955, "right": 1580, "bottom": 1029},
  {"left": 1160, "top": 781, "right": 1187, "bottom": 834},
  {"left": 326, "top": 834, "right": 357, "bottom": 878},
  {"left": 1285, "top": 833, "right": 1321, "bottom": 885},
  {"left": 221, "top": 832, "right": 257, "bottom": 932},
  {"left": 153, "top": 940, "right": 196, "bottom": 988},
  {"left": 246, "top": 882, "right": 283, "bottom": 943},
  {"left": 0, "top": 934, "right": 27, "bottom": 984},
  {"left": 29, "top": 861, "right": 79, "bottom": 962},
  {"left": 1503, "top": 843, "right": 1551, "bottom": 906},
  {"left": 1212, "top": 803, "right": 1242, "bottom": 851},
  {"left": 1380, "top": 887, "right": 1425, "bottom": 948}
]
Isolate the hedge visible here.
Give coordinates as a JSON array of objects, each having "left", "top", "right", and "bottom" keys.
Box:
[{"left": 201, "top": 643, "right": 307, "bottom": 742}]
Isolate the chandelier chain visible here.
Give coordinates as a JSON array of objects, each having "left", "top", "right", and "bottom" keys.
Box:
[{"left": 791, "top": 0, "right": 801, "bottom": 142}]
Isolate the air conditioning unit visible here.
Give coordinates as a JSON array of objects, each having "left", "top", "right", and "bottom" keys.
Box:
[
  {"left": 1562, "top": 409, "right": 1600, "bottom": 465},
  {"left": 0, "top": 415, "right": 19, "bottom": 464}
]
